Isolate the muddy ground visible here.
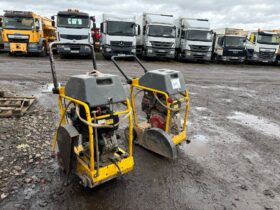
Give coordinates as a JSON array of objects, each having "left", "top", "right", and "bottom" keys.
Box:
[{"left": 0, "top": 53, "right": 280, "bottom": 210}]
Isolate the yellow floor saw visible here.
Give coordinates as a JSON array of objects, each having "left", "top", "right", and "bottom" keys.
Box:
[
  {"left": 49, "top": 42, "right": 134, "bottom": 188},
  {"left": 111, "top": 55, "right": 190, "bottom": 159}
]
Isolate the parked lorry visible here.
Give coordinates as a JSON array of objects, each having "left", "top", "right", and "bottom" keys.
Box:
[
  {"left": 100, "top": 13, "right": 138, "bottom": 59},
  {"left": 174, "top": 18, "right": 213, "bottom": 61},
  {"left": 137, "top": 13, "right": 176, "bottom": 59},
  {"left": 267, "top": 30, "right": 280, "bottom": 64},
  {"left": 2, "top": 10, "right": 56, "bottom": 56},
  {"left": 245, "top": 30, "right": 279, "bottom": 63},
  {"left": 0, "top": 16, "right": 3, "bottom": 51},
  {"left": 52, "top": 9, "right": 94, "bottom": 56},
  {"left": 212, "top": 28, "right": 247, "bottom": 63}
]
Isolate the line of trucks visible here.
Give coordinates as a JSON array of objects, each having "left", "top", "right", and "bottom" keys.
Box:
[{"left": 1, "top": 10, "right": 280, "bottom": 64}]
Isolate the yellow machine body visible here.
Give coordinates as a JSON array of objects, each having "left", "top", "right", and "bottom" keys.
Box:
[
  {"left": 52, "top": 87, "right": 134, "bottom": 188},
  {"left": 130, "top": 78, "right": 189, "bottom": 147}
]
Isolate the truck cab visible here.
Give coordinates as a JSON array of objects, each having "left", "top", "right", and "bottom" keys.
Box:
[
  {"left": 2, "top": 10, "right": 56, "bottom": 56},
  {"left": 100, "top": 14, "right": 138, "bottom": 59},
  {"left": 54, "top": 9, "right": 94, "bottom": 56},
  {"left": 137, "top": 13, "right": 176, "bottom": 59},
  {"left": 245, "top": 30, "right": 279, "bottom": 63},
  {"left": 213, "top": 28, "right": 246, "bottom": 63},
  {"left": 0, "top": 16, "right": 4, "bottom": 51},
  {"left": 175, "top": 18, "right": 213, "bottom": 61}
]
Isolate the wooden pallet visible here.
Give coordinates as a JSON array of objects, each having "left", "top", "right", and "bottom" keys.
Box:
[{"left": 0, "top": 96, "right": 36, "bottom": 118}]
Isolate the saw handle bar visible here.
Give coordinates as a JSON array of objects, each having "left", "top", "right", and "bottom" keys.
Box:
[
  {"left": 111, "top": 55, "right": 148, "bottom": 84},
  {"left": 49, "top": 42, "right": 97, "bottom": 94}
]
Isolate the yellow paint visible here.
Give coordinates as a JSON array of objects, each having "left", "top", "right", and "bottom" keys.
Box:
[
  {"left": 2, "top": 11, "right": 56, "bottom": 55},
  {"left": 10, "top": 43, "right": 27, "bottom": 52},
  {"left": 130, "top": 78, "right": 189, "bottom": 146},
  {"left": 173, "top": 130, "right": 187, "bottom": 145},
  {"left": 52, "top": 85, "right": 134, "bottom": 188}
]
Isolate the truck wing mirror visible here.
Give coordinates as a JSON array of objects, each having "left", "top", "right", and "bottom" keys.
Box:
[
  {"left": 100, "top": 22, "right": 104, "bottom": 33},
  {"left": 137, "top": 25, "right": 141, "bottom": 35},
  {"left": 52, "top": 20, "right": 55, "bottom": 27},
  {"left": 51, "top": 16, "right": 55, "bottom": 21},
  {"left": 36, "top": 25, "right": 40, "bottom": 31},
  {"left": 92, "top": 22, "right": 96, "bottom": 30},
  {"left": 90, "top": 16, "right": 96, "bottom": 22}
]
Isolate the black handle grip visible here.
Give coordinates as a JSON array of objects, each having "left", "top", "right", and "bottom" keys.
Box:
[
  {"left": 49, "top": 42, "right": 97, "bottom": 94},
  {"left": 111, "top": 55, "right": 148, "bottom": 84}
]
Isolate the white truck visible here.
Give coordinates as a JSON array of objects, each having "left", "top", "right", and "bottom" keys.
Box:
[
  {"left": 52, "top": 9, "right": 94, "bottom": 56},
  {"left": 100, "top": 13, "right": 138, "bottom": 59},
  {"left": 174, "top": 18, "right": 213, "bottom": 61},
  {"left": 212, "top": 28, "right": 247, "bottom": 63},
  {"left": 245, "top": 30, "right": 279, "bottom": 63},
  {"left": 137, "top": 13, "right": 176, "bottom": 59}
]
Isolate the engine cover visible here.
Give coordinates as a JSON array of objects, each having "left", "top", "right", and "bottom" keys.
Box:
[{"left": 150, "top": 111, "right": 166, "bottom": 130}]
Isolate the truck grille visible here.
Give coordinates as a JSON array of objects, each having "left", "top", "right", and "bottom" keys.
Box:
[
  {"left": 69, "top": 45, "right": 81, "bottom": 50},
  {"left": 189, "top": 45, "right": 210, "bottom": 52},
  {"left": 110, "top": 41, "right": 132, "bottom": 47},
  {"left": 193, "top": 54, "right": 205, "bottom": 59},
  {"left": 259, "top": 51, "right": 275, "bottom": 60},
  {"left": 8, "top": 37, "right": 29, "bottom": 43},
  {"left": 150, "top": 41, "right": 173, "bottom": 48},
  {"left": 60, "top": 34, "right": 88, "bottom": 40}
]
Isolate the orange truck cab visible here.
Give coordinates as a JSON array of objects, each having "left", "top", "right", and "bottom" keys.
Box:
[
  {"left": 2, "top": 10, "right": 56, "bottom": 56},
  {"left": 0, "top": 16, "right": 3, "bottom": 51}
]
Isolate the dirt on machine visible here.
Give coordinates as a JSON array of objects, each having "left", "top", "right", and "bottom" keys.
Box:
[
  {"left": 112, "top": 55, "right": 190, "bottom": 159},
  {"left": 49, "top": 42, "right": 134, "bottom": 188}
]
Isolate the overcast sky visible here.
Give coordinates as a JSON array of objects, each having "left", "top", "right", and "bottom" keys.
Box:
[{"left": 0, "top": 0, "right": 280, "bottom": 30}]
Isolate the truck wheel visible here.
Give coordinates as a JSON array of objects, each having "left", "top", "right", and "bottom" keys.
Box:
[
  {"left": 213, "top": 54, "right": 219, "bottom": 64},
  {"left": 104, "top": 55, "right": 111, "bottom": 60},
  {"left": 40, "top": 43, "right": 47, "bottom": 57}
]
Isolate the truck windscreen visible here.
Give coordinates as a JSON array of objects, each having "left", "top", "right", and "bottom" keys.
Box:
[
  {"left": 187, "top": 30, "right": 212, "bottom": 42},
  {"left": 107, "top": 21, "right": 135, "bottom": 36},
  {"left": 148, "top": 25, "right": 175, "bottom": 38},
  {"left": 58, "top": 15, "right": 89, "bottom": 28},
  {"left": 257, "top": 34, "right": 279, "bottom": 45},
  {"left": 3, "top": 17, "right": 34, "bottom": 30},
  {"left": 225, "top": 36, "right": 245, "bottom": 48}
]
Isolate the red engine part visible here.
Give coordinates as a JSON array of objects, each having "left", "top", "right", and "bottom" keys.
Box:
[{"left": 150, "top": 113, "right": 166, "bottom": 130}]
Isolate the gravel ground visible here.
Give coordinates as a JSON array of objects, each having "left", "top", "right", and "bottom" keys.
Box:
[{"left": 0, "top": 53, "right": 280, "bottom": 210}]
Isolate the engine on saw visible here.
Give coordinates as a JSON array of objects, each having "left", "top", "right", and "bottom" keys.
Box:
[
  {"left": 141, "top": 91, "right": 182, "bottom": 135},
  {"left": 68, "top": 105, "right": 121, "bottom": 161}
]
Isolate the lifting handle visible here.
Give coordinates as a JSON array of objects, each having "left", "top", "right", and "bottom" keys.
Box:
[
  {"left": 49, "top": 42, "right": 97, "bottom": 94},
  {"left": 111, "top": 55, "right": 148, "bottom": 84}
]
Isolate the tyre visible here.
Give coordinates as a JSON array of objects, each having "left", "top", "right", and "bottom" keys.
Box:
[{"left": 39, "top": 43, "right": 47, "bottom": 57}]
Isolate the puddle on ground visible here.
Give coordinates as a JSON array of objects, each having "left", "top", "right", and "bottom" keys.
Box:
[
  {"left": 194, "top": 107, "right": 207, "bottom": 111},
  {"left": 228, "top": 112, "right": 280, "bottom": 138},
  {"left": 179, "top": 134, "right": 209, "bottom": 157},
  {"left": 222, "top": 98, "right": 232, "bottom": 103}
]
